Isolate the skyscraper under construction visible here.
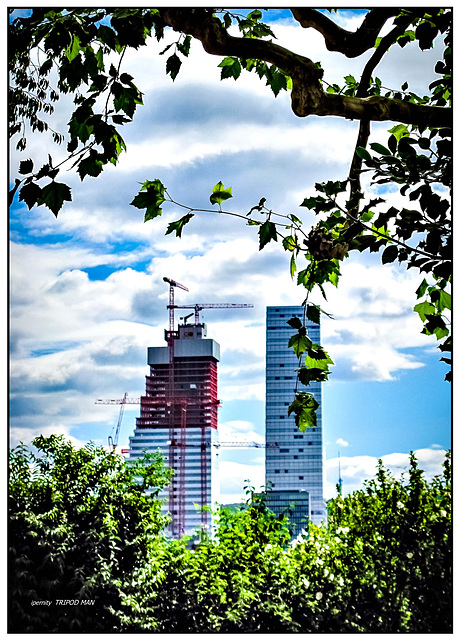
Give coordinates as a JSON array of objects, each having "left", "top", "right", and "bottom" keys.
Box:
[
  {"left": 128, "top": 277, "right": 252, "bottom": 539},
  {"left": 129, "top": 320, "right": 220, "bottom": 538}
]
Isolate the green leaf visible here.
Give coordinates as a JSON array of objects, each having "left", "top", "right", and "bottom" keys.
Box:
[
  {"left": 248, "top": 9, "right": 263, "bottom": 21},
  {"left": 69, "top": 117, "right": 93, "bottom": 144},
  {"left": 328, "top": 267, "right": 339, "bottom": 287},
  {"left": 388, "top": 124, "right": 409, "bottom": 142},
  {"left": 218, "top": 56, "right": 236, "bottom": 67},
  {"left": 304, "top": 346, "right": 334, "bottom": 372},
  {"left": 282, "top": 235, "right": 297, "bottom": 252},
  {"left": 298, "top": 366, "right": 330, "bottom": 385},
  {"left": 77, "top": 151, "right": 104, "bottom": 180},
  {"left": 424, "top": 314, "right": 449, "bottom": 340},
  {"left": 131, "top": 179, "right": 166, "bottom": 221},
  {"left": 19, "top": 159, "right": 34, "bottom": 175},
  {"left": 414, "top": 301, "right": 436, "bottom": 321},
  {"left": 434, "top": 289, "right": 451, "bottom": 312},
  {"left": 288, "top": 393, "right": 319, "bottom": 431},
  {"left": 381, "top": 244, "right": 399, "bottom": 264},
  {"left": 267, "top": 70, "right": 287, "bottom": 97},
  {"left": 258, "top": 220, "right": 278, "bottom": 250},
  {"left": 65, "top": 33, "right": 82, "bottom": 63},
  {"left": 165, "top": 213, "right": 194, "bottom": 238},
  {"left": 286, "top": 317, "right": 302, "bottom": 330},
  {"left": 37, "top": 181, "right": 72, "bottom": 217},
  {"left": 415, "top": 279, "right": 429, "bottom": 299},
  {"left": 18, "top": 182, "right": 42, "bottom": 210},
  {"left": 177, "top": 35, "right": 191, "bottom": 56},
  {"left": 361, "top": 210, "right": 375, "bottom": 223},
  {"left": 210, "top": 181, "right": 233, "bottom": 206},
  {"left": 166, "top": 53, "right": 182, "bottom": 80},
  {"left": 356, "top": 147, "right": 372, "bottom": 161},
  {"left": 288, "top": 333, "right": 312, "bottom": 357},
  {"left": 95, "top": 47, "right": 104, "bottom": 70},
  {"left": 370, "top": 142, "right": 392, "bottom": 156},
  {"left": 305, "top": 305, "right": 321, "bottom": 325},
  {"left": 290, "top": 254, "right": 297, "bottom": 278},
  {"left": 120, "top": 72, "right": 134, "bottom": 85}
]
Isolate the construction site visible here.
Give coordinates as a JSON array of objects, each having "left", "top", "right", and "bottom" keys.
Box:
[{"left": 96, "top": 280, "right": 327, "bottom": 539}]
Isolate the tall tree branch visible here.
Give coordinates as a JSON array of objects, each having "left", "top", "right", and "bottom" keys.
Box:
[{"left": 348, "top": 16, "right": 415, "bottom": 212}]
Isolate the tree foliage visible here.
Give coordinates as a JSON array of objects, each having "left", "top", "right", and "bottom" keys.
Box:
[
  {"left": 9, "top": 8, "right": 452, "bottom": 426},
  {"left": 8, "top": 435, "right": 172, "bottom": 632},
  {"left": 9, "top": 441, "right": 452, "bottom": 632}
]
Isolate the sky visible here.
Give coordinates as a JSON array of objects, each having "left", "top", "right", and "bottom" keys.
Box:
[{"left": 9, "top": 6, "right": 452, "bottom": 504}]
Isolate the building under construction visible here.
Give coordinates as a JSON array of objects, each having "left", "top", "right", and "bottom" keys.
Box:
[
  {"left": 129, "top": 320, "right": 221, "bottom": 537},
  {"left": 128, "top": 278, "right": 252, "bottom": 538}
]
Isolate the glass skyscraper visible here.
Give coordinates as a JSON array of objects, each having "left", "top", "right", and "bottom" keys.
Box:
[{"left": 265, "top": 306, "right": 327, "bottom": 532}]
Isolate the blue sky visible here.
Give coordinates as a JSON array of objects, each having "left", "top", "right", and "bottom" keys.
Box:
[{"left": 9, "top": 7, "right": 451, "bottom": 502}]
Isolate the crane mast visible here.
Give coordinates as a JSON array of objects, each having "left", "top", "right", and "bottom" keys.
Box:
[{"left": 162, "top": 277, "right": 189, "bottom": 537}]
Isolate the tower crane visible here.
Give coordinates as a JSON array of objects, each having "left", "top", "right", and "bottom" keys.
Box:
[
  {"left": 172, "top": 303, "right": 253, "bottom": 325},
  {"left": 95, "top": 392, "right": 130, "bottom": 453},
  {"left": 96, "top": 397, "right": 277, "bottom": 451},
  {"left": 163, "top": 277, "right": 189, "bottom": 333},
  {"left": 163, "top": 277, "right": 190, "bottom": 534}
]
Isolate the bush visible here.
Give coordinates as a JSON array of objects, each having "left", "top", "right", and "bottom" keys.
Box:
[
  {"left": 9, "top": 437, "right": 452, "bottom": 633},
  {"left": 8, "top": 435, "right": 172, "bottom": 632}
]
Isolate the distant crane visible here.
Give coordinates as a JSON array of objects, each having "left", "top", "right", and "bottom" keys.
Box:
[
  {"left": 172, "top": 302, "right": 253, "bottom": 325},
  {"left": 163, "top": 277, "right": 189, "bottom": 333},
  {"left": 96, "top": 396, "right": 276, "bottom": 451},
  {"left": 96, "top": 392, "right": 129, "bottom": 453}
]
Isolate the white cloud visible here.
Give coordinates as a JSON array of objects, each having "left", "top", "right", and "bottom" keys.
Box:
[
  {"left": 10, "top": 424, "right": 88, "bottom": 450},
  {"left": 116, "top": 120, "right": 357, "bottom": 173},
  {"left": 217, "top": 445, "right": 449, "bottom": 506},
  {"left": 324, "top": 447, "right": 449, "bottom": 500},
  {"left": 218, "top": 459, "right": 265, "bottom": 504},
  {"left": 336, "top": 438, "right": 349, "bottom": 447},
  {"left": 218, "top": 420, "right": 264, "bottom": 444}
]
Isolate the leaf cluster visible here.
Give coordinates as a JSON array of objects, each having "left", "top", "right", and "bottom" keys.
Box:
[{"left": 9, "top": 8, "right": 163, "bottom": 215}]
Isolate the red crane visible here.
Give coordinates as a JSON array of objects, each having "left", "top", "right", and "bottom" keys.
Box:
[{"left": 162, "top": 277, "right": 189, "bottom": 534}]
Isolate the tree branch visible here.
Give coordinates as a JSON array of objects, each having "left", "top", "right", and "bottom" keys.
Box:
[
  {"left": 348, "top": 17, "right": 413, "bottom": 213},
  {"left": 356, "top": 18, "right": 414, "bottom": 97},
  {"left": 290, "top": 8, "right": 399, "bottom": 57},
  {"left": 159, "top": 8, "right": 452, "bottom": 129}
]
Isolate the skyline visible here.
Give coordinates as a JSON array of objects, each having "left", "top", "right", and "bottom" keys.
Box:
[{"left": 9, "top": 8, "right": 451, "bottom": 504}]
